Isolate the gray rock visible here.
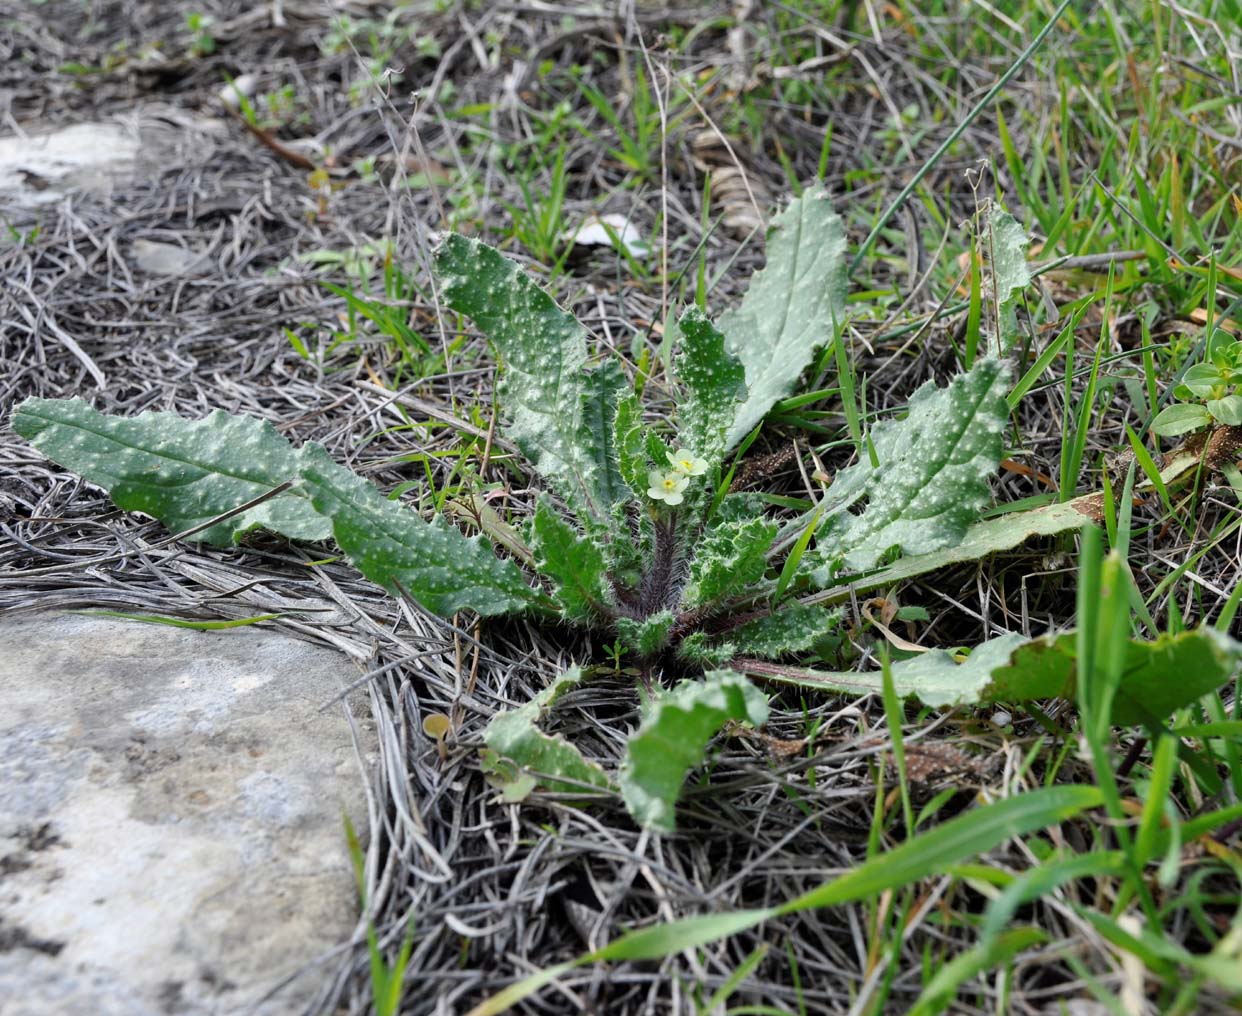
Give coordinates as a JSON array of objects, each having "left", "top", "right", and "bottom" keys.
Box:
[
  {"left": 0, "top": 108, "right": 227, "bottom": 213},
  {"left": 0, "top": 613, "right": 374, "bottom": 1016},
  {"left": 0, "top": 123, "right": 140, "bottom": 208}
]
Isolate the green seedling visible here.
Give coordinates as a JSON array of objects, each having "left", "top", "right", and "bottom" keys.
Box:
[{"left": 1151, "top": 329, "right": 1242, "bottom": 437}]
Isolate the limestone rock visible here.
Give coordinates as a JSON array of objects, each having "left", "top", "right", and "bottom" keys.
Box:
[{"left": 0, "top": 613, "right": 374, "bottom": 1015}]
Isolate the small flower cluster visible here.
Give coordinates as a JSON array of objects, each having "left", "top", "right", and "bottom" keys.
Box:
[{"left": 647, "top": 449, "right": 708, "bottom": 506}]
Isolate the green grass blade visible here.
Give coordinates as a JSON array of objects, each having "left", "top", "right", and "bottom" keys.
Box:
[{"left": 466, "top": 785, "right": 1101, "bottom": 1014}]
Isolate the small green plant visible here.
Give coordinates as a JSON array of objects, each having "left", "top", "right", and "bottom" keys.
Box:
[
  {"left": 12, "top": 189, "right": 1233, "bottom": 829},
  {"left": 344, "top": 815, "right": 414, "bottom": 1016},
  {"left": 1150, "top": 327, "right": 1242, "bottom": 437},
  {"left": 185, "top": 11, "right": 216, "bottom": 58}
]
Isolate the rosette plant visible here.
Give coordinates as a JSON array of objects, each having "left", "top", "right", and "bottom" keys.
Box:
[{"left": 17, "top": 189, "right": 1153, "bottom": 829}]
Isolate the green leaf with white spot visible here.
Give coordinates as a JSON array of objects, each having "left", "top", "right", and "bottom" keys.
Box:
[
  {"left": 11, "top": 396, "right": 331, "bottom": 546},
  {"left": 986, "top": 205, "right": 1031, "bottom": 350},
  {"left": 717, "top": 186, "right": 848, "bottom": 450},
  {"left": 675, "top": 306, "right": 747, "bottom": 465},
  {"left": 812, "top": 357, "right": 1011, "bottom": 575},
  {"left": 620, "top": 670, "right": 769, "bottom": 831},
  {"left": 297, "top": 442, "right": 538, "bottom": 617},
  {"left": 614, "top": 392, "right": 648, "bottom": 499},
  {"left": 730, "top": 603, "right": 841, "bottom": 659},
  {"left": 483, "top": 666, "right": 612, "bottom": 798},
  {"left": 616, "top": 610, "right": 676, "bottom": 657},
  {"left": 680, "top": 516, "right": 777, "bottom": 610},
  {"left": 815, "top": 494, "right": 1101, "bottom": 597},
  {"left": 434, "top": 234, "right": 608, "bottom": 525},
  {"left": 742, "top": 627, "right": 1242, "bottom": 720},
  {"left": 529, "top": 496, "right": 612, "bottom": 619},
  {"left": 576, "top": 360, "right": 630, "bottom": 514}
]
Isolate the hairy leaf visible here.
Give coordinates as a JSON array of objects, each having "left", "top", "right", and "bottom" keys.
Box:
[
  {"left": 741, "top": 627, "right": 1242, "bottom": 719},
  {"left": 614, "top": 392, "right": 648, "bottom": 499},
  {"left": 619, "top": 670, "right": 769, "bottom": 831},
  {"left": 483, "top": 666, "right": 611, "bottom": 799},
  {"left": 810, "top": 494, "right": 1103, "bottom": 598},
  {"left": 680, "top": 516, "right": 777, "bottom": 610},
  {"left": 729, "top": 603, "right": 842, "bottom": 658},
  {"left": 814, "top": 358, "right": 1011, "bottom": 574},
  {"left": 435, "top": 235, "right": 607, "bottom": 523},
  {"left": 576, "top": 361, "right": 630, "bottom": 513},
  {"left": 616, "top": 611, "right": 675, "bottom": 657},
  {"left": 297, "top": 443, "right": 538, "bottom": 616},
  {"left": 677, "top": 632, "right": 737, "bottom": 668},
  {"left": 12, "top": 396, "right": 330, "bottom": 545},
  {"left": 718, "top": 186, "right": 848, "bottom": 450},
  {"left": 675, "top": 306, "right": 747, "bottom": 465},
  {"left": 987, "top": 208, "right": 1031, "bottom": 325},
  {"left": 529, "top": 496, "right": 612, "bottom": 619}
]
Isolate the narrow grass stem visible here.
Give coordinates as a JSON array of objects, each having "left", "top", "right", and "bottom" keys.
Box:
[{"left": 848, "top": 0, "right": 1077, "bottom": 276}]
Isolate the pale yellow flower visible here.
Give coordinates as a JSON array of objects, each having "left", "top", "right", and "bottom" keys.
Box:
[
  {"left": 667, "top": 449, "right": 708, "bottom": 476},
  {"left": 647, "top": 468, "right": 689, "bottom": 506}
]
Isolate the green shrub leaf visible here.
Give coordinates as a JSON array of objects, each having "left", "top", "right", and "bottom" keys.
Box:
[
  {"left": 718, "top": 186, "right": 848, "bottom": 450},
  {"left": 675, "top": 306, "right": 747, "bottom": 465},
  {"left": 814, "top": 357, "right": 1011, "bottom": 573},
  {"left": 529, "top": 495, "right": 612, "bottom": 619},
  {"left": 11, "top": 396, "right": 331, "bottom": 545},
  {"left": 988, "top": 627, "right": 1242, "bottom": 724},
  {"left": 482, "top": 666, "right": 611, "bottom": 798},
  {"left": 434, "top": 234, "right": 610, "bottom": 524},
  {"left": 297, "top": 442, "right": 539, "bottom": 617},
  {"left": 1207, "top": 394, "right": 1242, "bottom": 426},
  {"left": 619, "top": 670, "right": 768, "bottom": 831}
]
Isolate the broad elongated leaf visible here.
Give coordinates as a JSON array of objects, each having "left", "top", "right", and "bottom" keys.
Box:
[
  {"left": 614, "top": 393, "right": 648, "bottom": 499},
  {"left": 675, "top": 307, "right": 747, "bottom": 465},
  {"left": 988, "top": 627, "right": 1242, "bottom": 725},
  {"left": 810, "top": 494, "right": 1103, "bottom": 599},
  {"left": 482, "top": 666, "right": 611, "bottom": 798},
  {"left": 619, "top": 670, "right": 768, "bottom": 831},
  {"left": 741, "top": 634, "right": 1027, "bottom": 706},
  {"left": 465, "top": 785, "right": 1103, "bottom": 1015},
  {"left": 987, "top": 205, "right": 1031, "bottom": 350},
  {"left": 680, "top": 516, "right": 777, "bottom": 610},
  {"left": 296, "top": 443, "right": 538, "bottom": 617},
  {"left": 434, "top": 234, "right": 607, "bottom": 524},
  {"left": 718, "top": 186, "right": 848, "bottom": 450},
  {"left": 575, "top": 361, "right": 629, "bottom": 513},
  {"left": 813, "top": 357, "right": 1011, "bottom": 575},
  {"left": 529, "top": 496, "right": 612, "bottom": 619},
  {"left": 12, "top": 397, "right": 331, "bottom": 545},
  {"left": 740, "top": 627, "right": 1242, "bottom": 720}
]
